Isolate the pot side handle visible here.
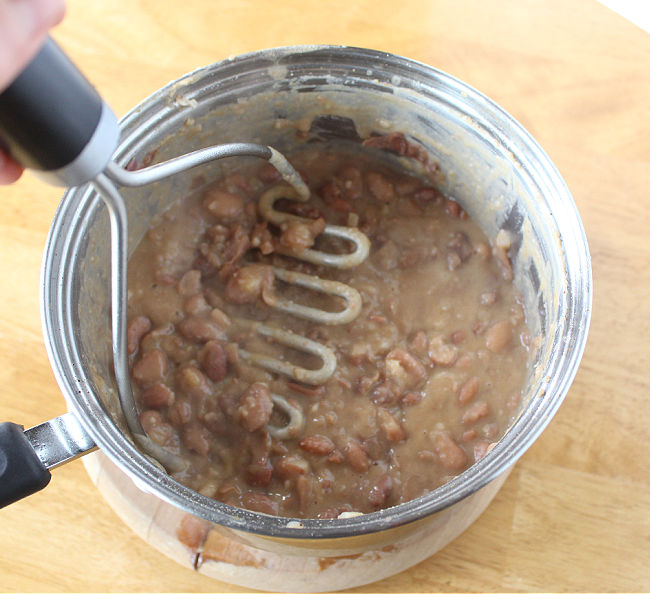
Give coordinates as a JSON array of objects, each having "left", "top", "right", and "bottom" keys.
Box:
[{"left": 0, "top": 413, "right": 96, "bottom": 507}]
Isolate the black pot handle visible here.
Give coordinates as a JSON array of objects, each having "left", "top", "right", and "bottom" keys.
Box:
[
  {"left": 0, "top": 423, "right": 51, "bottom": 507},
  {"left": 0, "top": 38, "right": 112, "bottom": 508},
  {"left": 0, "top": 414, "right": 96, "bottom": 508}
]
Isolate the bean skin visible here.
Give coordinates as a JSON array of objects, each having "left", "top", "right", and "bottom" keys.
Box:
[
  {"left": 249, "top": 222, "right": 275, "bottom": 255},
  {"left": 409, "top": 330, "right": 428, "bottom": 356},
  {"left": 295, "top": 475, "right": 313, "bottom": 512},
  {"left": 413, "top": 186, "right": 443, "bottom": 207},
  {"left": 362, "top": 132, "right": 408, "bottom": 155},
  {"left": 401, "top": 391, "right": 423, "bottom": 406},
  {"left": 480, "top": 290, "right": 498, "bottom": 306},
  {"left": 450, "top": 330, "right": 467, "bottom": 345},
  {"left": 445, "top": 199, "right": 461, "bottom": 218}
]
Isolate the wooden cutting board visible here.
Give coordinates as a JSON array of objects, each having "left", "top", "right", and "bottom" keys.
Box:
[{"left": 0, "top": 0, "right": 648, "bottom": 591}]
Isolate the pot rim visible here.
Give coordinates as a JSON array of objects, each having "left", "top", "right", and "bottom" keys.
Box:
[{"left": 41, "top": 45, "right": 592, "bottom": 539}]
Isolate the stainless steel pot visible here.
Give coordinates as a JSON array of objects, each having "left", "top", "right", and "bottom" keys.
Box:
[{"left": 34, "top": 46, "right": 590, "bottom": 590}]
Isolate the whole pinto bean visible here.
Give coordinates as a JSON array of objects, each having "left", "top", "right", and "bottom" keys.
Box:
[
  {"left": 342, "top": 437, "right": 370, "bottom": 473},
  {"left": 127, "top": 315, "right": 152, "bottom": 354},
  {"left": 199, "top": 340, "right": 228, "bottom": 382},
  {"left": 178, "top": 316, "right": 227, "bottom": 343},
  {"left": 458, "top": 376, "right": 480, "bottom": 405},
  {"left": 203, "top": 188, "right": 244, "bottom": 221},
  {"left": 238, "top": 383, "right": 273, "bottom": 432},
  {"left": 183, "top": 294, "right": 211, "bottom": 317},
  {"left": 141, "top": 383, "right": 175, "bottom": 409},
  {"left": 377, "top": 408, "right": 406, "bottom": 443},
  {"left": 177, "top": 365, "right": 212, "bottom": 399},
  {"left": 246, "top": 459, "right": 273, "bottom": 487},
  {"left": 366, "top": 171, "right": 395, "bottom": 203},
  {"left": 428, "top": 334, "right": 458, "bottom": 367},
  {"left": 274, "top": 455, "right": 310, "bottom": 479},
  {"left": 384, "top": 348, "right": 426, "bottom": 390},
  {"left": 432, "top": 431, "right": 468, "bottom": 471},
  {"left": 132, "top": 349, "right": 167, "bottom": 386},
  {"left": 298, "top": 435, "right": 336, "bottom": 456},
  {"left": 139, "top": 410, "right": 176, "bottom": 448},
  {"left": 224, "top": 264, "right": 275, "bottom": 305},
  {"left": 167, "top": 398, "right": 192, "bottom": 426},
  {"left": 295, "top": 475, "right": 314, "bottom": 512},
  {"left": 177, "top": 269, "right": 202, "bottom": 298},
  {"left": 243, "top": 492, "right": 279, "bottom": 515},
  {"left": 182, "top": 422, "right": 211, "bottom": 456},
  {"left": 279, "top": 218, "right": 326, "bottom": 252},
  {"left": 245, "top": 433, "right": 273, "bottom": 487},
  {"left": 462, "top": 401, "right": 490, "bottom": 425},
  {"left": 368, "top": 474, "right": 393, "bottom": 508},
  {"left": 485, "top": 320, "right": 513, "bottom": 353}
]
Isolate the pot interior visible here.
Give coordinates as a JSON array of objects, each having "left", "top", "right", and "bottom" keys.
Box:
[{"left": 42, "top": 46, "right": 591, "bottom": 538}]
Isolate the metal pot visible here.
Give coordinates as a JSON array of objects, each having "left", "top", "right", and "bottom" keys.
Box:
[{"left": 34, "top": 46, "right": 590, "bottom": 590}]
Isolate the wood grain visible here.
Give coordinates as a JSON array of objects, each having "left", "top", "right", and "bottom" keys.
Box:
[{"left": 1, "top": 0, "right": 648, "bottom": 591}]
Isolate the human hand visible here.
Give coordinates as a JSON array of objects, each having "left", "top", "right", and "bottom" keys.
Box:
[{"left": 0, "top": 0, "right": 66, "bottom": 184}]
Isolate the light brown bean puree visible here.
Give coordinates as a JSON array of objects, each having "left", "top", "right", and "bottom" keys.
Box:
[{"left": 127, "top": 136, "right": 530, "bottom": 519}]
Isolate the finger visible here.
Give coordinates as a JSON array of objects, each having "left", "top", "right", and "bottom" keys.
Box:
[
  {"left": 0, "top": 0, "right": 67, "bottom": 91},
  {"left": 0, "top": 151, "right": 24, "bottom": 184}
]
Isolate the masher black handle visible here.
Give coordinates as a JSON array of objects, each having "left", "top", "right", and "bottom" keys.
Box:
[
  {"left": 0, "top": 423, "right": 51, "bottom": 508},
  {"left": 0, "top": 36, "right": 119, "bottom": 186}
]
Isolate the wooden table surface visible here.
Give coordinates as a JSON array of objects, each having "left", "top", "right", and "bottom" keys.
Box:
[{"left": 1, "top": 0, "right": 648, "bottom": 591}]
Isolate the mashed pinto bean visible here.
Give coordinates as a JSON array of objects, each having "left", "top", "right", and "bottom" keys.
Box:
[{"left": 127, "top": 144, "right": 530, "bottom": 518}]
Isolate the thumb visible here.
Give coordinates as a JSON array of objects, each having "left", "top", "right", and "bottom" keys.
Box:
[
  {"left": 0, "top": 150, "right": 25, "bottom": 184},
  {"left": 0, "top": 0, "right": 67, "bottom": 91}
]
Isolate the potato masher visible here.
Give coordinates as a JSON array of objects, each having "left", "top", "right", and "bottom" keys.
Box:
[{"left": 0, "top": 38, "right": 369, "bottom": 488}]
